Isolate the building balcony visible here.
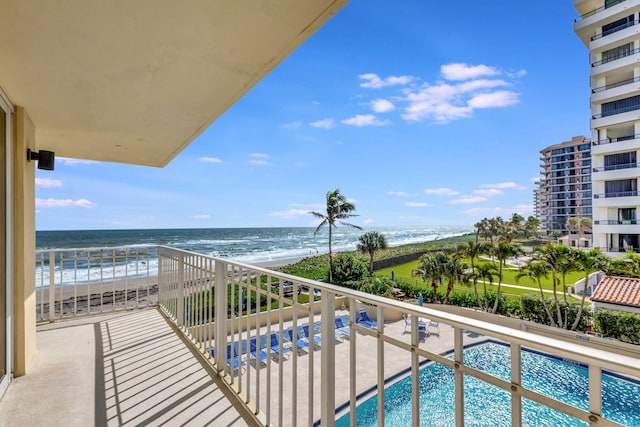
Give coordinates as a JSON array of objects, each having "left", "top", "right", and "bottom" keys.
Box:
[
  {"left": 575, "top": 0, "right": 638, "bottom": 45},
  {"left": 594, "top": 220, "right": 640, "bottom": 234},
  {"left": 590, "top": 20, "right": 640, "bottom": 51},
  {"left": 591, "top": 76, "right": 640, "bottom": 103},
  {"left": 591, "top": 47, "right": 640, "bottom": 78},
  {"left": 592, "top": 163, "right": 640, "bottom": 179},
  {"left": 2, "top": 246, "right": 639, "bottom": 426},
  {"left": 591, "top": 105, "right": 640, "bottom": 127},
  {"left": 592, "top": 134, "right": 640, "bottom": 153},
  {"left": 593, "top": 191, "right": 640, "bottom": 207}
]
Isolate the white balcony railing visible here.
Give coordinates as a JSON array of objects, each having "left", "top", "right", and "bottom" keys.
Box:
[{"left": 37, "top": 246, "right": 640, "bottom": 426}]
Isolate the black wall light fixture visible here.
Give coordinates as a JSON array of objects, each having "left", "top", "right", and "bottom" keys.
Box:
[{"left": 27, "top": 148, "right": 55, "bottom": 171}]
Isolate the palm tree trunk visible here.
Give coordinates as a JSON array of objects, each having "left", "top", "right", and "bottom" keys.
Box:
[
  {"left": 369, "top": 253, "right": 374, "bottom": 276},
  {"left": 444, "top": 281, "right": 453, "bottom": 304},
  {"left": 551, "top": 273, "right": 562, "bottom": 326},
  {"left": 538, "top": 278, "right": 557, "bottom": 327},
  {"left": 432, "top": 279, "right": 438, "bottom": 303},
  {"left": 492, "top": 262, "right": 502, "bottom": 313},
  {"left": 328, "top": 225, "right": 333, "bottom": 283},
  {"left": 571, "top": 272, "right": 589, "bottom": 331}
]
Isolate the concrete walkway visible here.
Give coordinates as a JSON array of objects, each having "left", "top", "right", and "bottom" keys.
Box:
[{"left": 0, "top": 309, "right": 249, "bottom": 427}]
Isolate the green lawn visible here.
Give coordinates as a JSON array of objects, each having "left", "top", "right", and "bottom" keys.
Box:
[{"left": 377, "top": 257, "right": 586, "bottom": 294}]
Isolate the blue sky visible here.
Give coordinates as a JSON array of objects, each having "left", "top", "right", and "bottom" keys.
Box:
[{"left": 35, "top": 0, "right": 590, "bottom": 230}]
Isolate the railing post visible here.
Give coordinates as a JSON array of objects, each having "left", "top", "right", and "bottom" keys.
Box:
[
  {"left": 157, "top": 247, "right": 163, "bottom": 307},
  {"left": 454, "top": 327, "right": 464, "bottom": 427},
  {"left": 177, "top": 252, "right": 185, "bottom": 326},
  {"left": 511, "top": 344, "right": 522, "bottom": 427},
  {"left": 588, "top": 365, "right": 602, "bottom": 425},
  {"left": 215, "top": 260, "right": 227, "bottom": 373},
  {"left": 320, "top": 291, "right": 336, "bottom": 427},
  {"left": 48, "top": 250, "right": 55, "bottom": 321}
]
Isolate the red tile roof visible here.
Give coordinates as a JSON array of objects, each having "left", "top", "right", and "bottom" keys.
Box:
[{"left": 591, "top": 276, "right": 640, "bottom": 308}]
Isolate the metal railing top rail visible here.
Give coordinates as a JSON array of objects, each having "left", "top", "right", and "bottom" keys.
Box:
[
  {"left": 594, "top": 219, "right": 638, "bottom": 224},
  {"left": 592, "top": 103, "right": 640, "bottom": 119},
  {"left": 578, "top": 0, "right": 627, "bottom": 20},
  {"left": 594, "top": 191, "right": 639, "bottom": 198},
  {"left": 158, "top": 246, "right": 640, "bottom": 378},
  {"left": 592, "top": 134, "right": 640, "bottom": 145},
  {"left": 593, "top": 162, "right": 639, "bottom": 172},
  {"left": 35, "top": 244, "right": 156, "bottom": 254},
  {"left": 591, "top": 47, "right": 640, "bottom": 67}
]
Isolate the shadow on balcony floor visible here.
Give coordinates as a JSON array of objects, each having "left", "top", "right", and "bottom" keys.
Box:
[{"left": 0, "top": 309, "right": 249, "bottom": 427}]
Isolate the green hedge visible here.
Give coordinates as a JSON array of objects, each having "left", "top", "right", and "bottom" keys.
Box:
[
  {"left": 519, "top": 294, "right": 592, "bottom": 331},
  {"left": 594, "top": 310, "right": 640, "bottom": 345}
]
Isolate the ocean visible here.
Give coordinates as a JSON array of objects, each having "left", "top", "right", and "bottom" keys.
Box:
[{"left": 35, "top": 226, "right": 472, "bottom": 285}]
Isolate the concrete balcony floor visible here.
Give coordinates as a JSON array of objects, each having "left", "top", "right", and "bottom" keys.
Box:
[{"left": 0, "top": 309, "right": 249, "bottom": 427}]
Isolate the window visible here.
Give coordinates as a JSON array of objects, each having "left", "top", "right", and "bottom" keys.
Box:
[
  {"left": 602, "top": 15, "right": 634, "bottom": 37},
  {"left": 605, "top": 179, "right": 638, "bottom": 196},
  {"left": 602, "top": 95, "right": 640, "bottom": 117},
  {"left": 601, "top": 42, "right": 634, "bottom": 65},
  {"left": 618, "top": 208, "right": 637, "bottom": 222},
  {"left": 604, "top": 151, "right": 636, "bottom": 169}
]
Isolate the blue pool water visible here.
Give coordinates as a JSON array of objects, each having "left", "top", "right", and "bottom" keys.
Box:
[{"left": 336, "top": 342, "right": 640, "bottom": 426}]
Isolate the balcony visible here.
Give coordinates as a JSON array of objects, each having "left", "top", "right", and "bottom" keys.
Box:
[
  {"left": 577, "top": 0, "right": 627, "bottom": 21},
  {"left": 2, "top": 246, "right": 640, "bottom": 426},
  {"left": 593, "top": 162, "right": 640, "bottom": 172}
]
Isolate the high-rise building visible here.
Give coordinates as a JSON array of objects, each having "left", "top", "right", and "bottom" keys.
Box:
[
  {"left": 538, "top": 136, "right": 593, "bottom": 237},
  {"left": 575, "top": 0, "right": 640, "bottom": 255}
]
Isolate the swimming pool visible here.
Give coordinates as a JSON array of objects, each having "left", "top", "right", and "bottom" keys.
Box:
[{"left": 336, "top": 341, "right": 640, "bottom": 426}]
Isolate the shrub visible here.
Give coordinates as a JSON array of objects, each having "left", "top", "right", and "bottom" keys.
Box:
[
  {"left": 594, "top": 310, "right": 640, "bottom": 345},
  {"left": 520, "top": 293, "right": 592, "bottom": 331},
  {"left": 331, "top": 253, "right": 368, "bottom": 285},
  {"left": 358, "top": 277, "right": 393, "bottom": 298}
]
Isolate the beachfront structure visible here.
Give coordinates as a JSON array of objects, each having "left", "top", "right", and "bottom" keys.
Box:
[
  {"left": 1, "top": 3, "right": 639, "bottom": 426},
  {"left": 591, "top": 275, "right": 640, "bottom": 314},
  {"left": 574, "top": 0, "right": 640, "bottom": 255},
  {"left": 537, "top": 136, "right": 593, "bottom": 242}
]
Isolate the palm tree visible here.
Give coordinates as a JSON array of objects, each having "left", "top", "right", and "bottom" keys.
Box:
[
  {"left": 523, "top": 216, "right": 541, "bottom": 240},
  {"left": 458, "top": 241, "right": 489, "bottom": 307},
  {"left": 442, "top": 256, "right": 468, "bottom": 305},
  {"left": 571, "top": 249, "right": 607, "bottom": 331},
  {"left": 357, "top": 231, "right": 388, "bottom": 276},
  {"left": 491, "top": 241, "right": 519, "bottom": 314},
  {"left": 412, "top": 251, "right": 448, "bottom": 303},
  {"left": 475, "top": 263, "right": 498, "bottom": 310},
  {"left": 536, "top": 244, "right": 568, "bottom": 327},
  {"left": 310, "top": 189, "right": 361, "bottom": 283},
  {"left": 517, "top": 259, "right": 556, "bottom": 327}
]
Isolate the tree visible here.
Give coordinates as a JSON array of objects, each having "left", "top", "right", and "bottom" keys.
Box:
[
  {"left": 475, "top": 263, "right": 498, "bottom": 310},
  {"left": 491, "top": 242, "right": 520, "bottom": 314},
  {"left": 474, "top": 218, "right": 491, "bottom": 243},
  {"left": 412, "top": 251, "right": 448, "bottom": 303},
  {"left": 310, "top": 189, "right": 361, "bottom": 283},
  {"left": 523, "top": 216, "right": 541, "bottom": 239},
  {"left": 571, "top": 249, "right": 607, "bottom": 331},
  {"left": 458, "top": 241, "right": 489, "bottom": 307},
  {"left": 357, "top": 231, "right": 388, "bottom": 276},
  {"left": 442, "top": 256, "right": 469, "bottom": 305},
  {"left": 536, "top": 244, "right": 574, "bottom": 327},
  {"left": 517, "top": 259, "right": 556, "bottom": 327}
]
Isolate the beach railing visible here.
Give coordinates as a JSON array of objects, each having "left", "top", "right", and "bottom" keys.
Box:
[
  {"left": 157, "top": 246, "right": 640, "bottom": 427},
  {"left": 35, "top": 246, "right": 157, "bottom": 322}
]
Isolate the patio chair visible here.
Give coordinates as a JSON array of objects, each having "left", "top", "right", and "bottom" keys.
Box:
[
  {"left": 269, "top": 333, "right": 291, "bottom": 360},
  {"left": 285, "top": 328, "right": 309, "bottom": 353},
  {"left": 249, "top": 337, "right": 268, "bottom": 365},
  {"left": 302, "top": 325, "right": 321, "bottom": 348},
  {"left": 335, "top": 317, "right": 351, "bottom": 339},
  {"left": 404, "top": 315, "right": 427, "bottom": 334},
  {"left": 357, "top": 309, "right": 377, "bottom": 328},
  {"left": 427, "top": 321, "right": 440, "bottom": 335}
]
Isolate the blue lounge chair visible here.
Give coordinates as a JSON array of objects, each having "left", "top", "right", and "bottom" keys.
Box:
[
  {"left": 358, "top": 309, "right": 377, "bottom": 328},
  {"left": 269, "top": 333, "right": 291, "bottom": 359},
  {"left": 249, "top": 337, "right": 268, "bottom": 365},
  {"left": 334, "top": 317, "right": 350, "bottom": 339},
  {"left": 210, "top": 343, "right": 245, "bottom": 370},
  {"left": 302, "top": 325, "right": 321, "bottom": 348},
  {"left": 285, "top": 328, "right": 309, "bottom": 352},
  {"left": 404, "top": 315, "right": 427, "bottom": 334},
  {"left": 427, "top": 321, "right": 440, "bottom": 335}
]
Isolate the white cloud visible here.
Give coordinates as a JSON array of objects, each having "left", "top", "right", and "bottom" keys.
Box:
[
  {"left": 405, "top": 202, "right": 432, "bottom": 207},
  {"left": 200, "top": 157, "right": 222, "bottom": 163},
  {"left": 36, "top": 198, "right": 96, "bottom": 208},
  {"left": 341, "top": 114, "right": 389, "bottom": 127},
  {"left": 35, "top": 178, "right": 63, "bottom": 188},
  {"left": 424, "top": 187, "right": 459, "bottom": 196},
  {"left": 371, "top": 99, "right": 395, "bottom": 113},
  {"left": 269, "top": 209, "right": 311, "bottom": 220},
  {"left": 57, "top": 157, "right": 99, "bottom": 165},
  {"left": 399, "top": 215, "right": 422, "bottom": 221},
  {"left": 309, "top": 118, "right": 334, "bottom": 129},
  {"left": 290, "top": 202, "right": 324, "bottom": 210},
  {"left": 191, "top": 214, "right": 211, "bottom": 220},
  {"left": 467, "top": 91, "right": 519, "bottom": 109},
  {"left": 460, "top": 205, "right": 534, "bottom": 217},
  {"left": 448, "top": 196, "right": 488, "bottom": 205},
  {"left": 363, "top": 219, "right": 375, "bottom": 225},
  {"left": 473, "top": 188, "right": 503, "bottom": 197},
  {"left": 530, "top": 177, "right": 541, "bottom": 183},
  {"left": 480, "top": 182, "right": 526, "bottom": 190},
  {"left": 388, "top": 191, "right": 416, "bottom": 197},
  {"left": 249, "top": 153, "right": 270, "bottom": 159},
  {"left": 359, "top": 73, "right": 414, "bottom": 89},
  {"left": 398, "top": 63, "right": 523, "bottom": 123},
  {"left": 441, "top": 63, "right": 500, "bottom": 81}
]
